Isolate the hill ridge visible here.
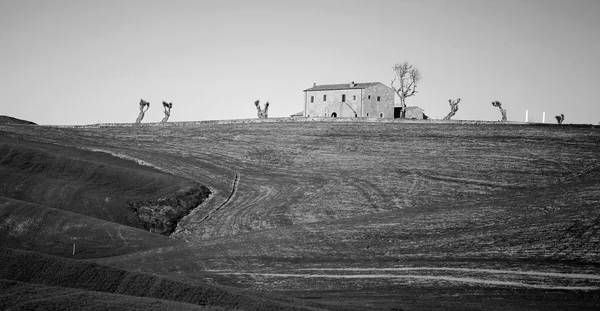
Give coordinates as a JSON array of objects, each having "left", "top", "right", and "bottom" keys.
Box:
[{"left": 0, "top": 247, "right": 327, "bottom": 311}]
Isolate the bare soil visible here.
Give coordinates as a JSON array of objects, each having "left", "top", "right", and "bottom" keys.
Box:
[{"left": 1, "top": 120, "right": 599, "bottom": 310}]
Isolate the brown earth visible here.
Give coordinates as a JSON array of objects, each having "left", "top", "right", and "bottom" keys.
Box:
[
  {"left": 1, "top": 119, "right": 599, "bottom": 310},
  {"left": 0, "top": 138, "right": 210, "bottom": 238}
]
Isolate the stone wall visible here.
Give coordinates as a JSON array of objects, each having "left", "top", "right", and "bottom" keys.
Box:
[
  {"left": 305, "top": 88, "right": 362, "bottom": 118},
  {"left": 360, "top": 83, "right": 394, "bottom": 118},
  {"left": 304, "top": 83, "right": 394, "bottom": 118}
]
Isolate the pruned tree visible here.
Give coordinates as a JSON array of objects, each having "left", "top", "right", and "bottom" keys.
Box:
[
  {"left": 135, "top": 99, "right": 150, "bottom": 124},
  {"left": 491, "top": 101, "right": 507, "bottom": 122},
  {"left": 161, "top": 101, "right": 173, "bottom": 123},
  {"left": 254, "top": 100, "right": 269, "bottom": 118},
  {"left": 555, "top": 114, "right": 565, "bottom": 125},
  {"left": 391, "top": 62, "right": 422, "bottom": 118},
  {"left": 443, "top": 98, "right": 461, "bottom": 120}
]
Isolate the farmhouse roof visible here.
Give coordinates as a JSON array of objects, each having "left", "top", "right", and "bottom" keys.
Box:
[
  {"left": 406, "top": 106, "right": 424, "bottom": 111},
  {"left": 304, "top": 82, "right": 382, "bottom": 92}
]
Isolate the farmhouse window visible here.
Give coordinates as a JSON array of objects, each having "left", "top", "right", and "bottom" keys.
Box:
[
  {"left": 342, "top": 94, "right": 346, "bottom": 102},
  {"left": 380, "top": 113, "right": 383, "bottom": 117},
  {"left": 377, "top": 96, "right": 381, "bottom": 102},
  {"left": 368, "top": 95, "right": 371, "bottom": 99},
  {"left": 353, "top": 95, "right": 356, "bottom": 100},
  {"left": 323, "top": 95, "right": 327, "bottom": 101},
  {"left": 310, "top": 96, "right": 314, "bottom": 103}
]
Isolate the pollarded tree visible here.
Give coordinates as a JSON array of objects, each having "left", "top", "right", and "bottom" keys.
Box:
[
  {"left": 391, "top": 62, "right": 422, "bottom": 118},
  {"left": 491, "top": 101, "right": 507, "bottom": 122},
  {"left": 135, "top": 99, "right": 150, "bottom": 124},
  {"left": 443, "top": 98, "right": 461, "bottom": 120},
  {"left": 254, "top": 100, "right": 269, "bottom": 118},
  {"left": 161, "top": 101, "right": 173, "bottom": 123},
  {"left": 555, "top": 114, "right": 565, "bottom": 125}
]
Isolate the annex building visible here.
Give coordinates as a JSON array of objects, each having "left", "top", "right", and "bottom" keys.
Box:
[{"left": 303, "top": 82, "right": 395, "bottom": 118}]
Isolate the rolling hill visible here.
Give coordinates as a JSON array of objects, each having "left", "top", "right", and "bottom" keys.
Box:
[
  {"left": 0, "top": 137, "right": 211, "bottom": 237},
  {"left": 0, "top": 115, "right": 36, "bottom": 125},
  {"left": 1, "top": 119, "right": 599, "bottom": 310},
  {"left": 0, "top": 247, "right": 325, "bottom": 311}
]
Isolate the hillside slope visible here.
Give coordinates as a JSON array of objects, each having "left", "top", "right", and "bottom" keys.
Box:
[
  {"left": 1, "top": 120, "right": 599, "bottom": 310},
  {"left": 0, "top": 115, "right": 36, "bottom": 125},
  {"left": 0, "top": 279, "right": 221, "bottom": 311},
  {"left": 0, "top": 138, "right": 210, "bottom": 236},
  {"left": 0, "top": 247, "right": 324, "bottom": 311},
  {"left": 0, "top": 196, "right": 181, "bottom": 258},
  {"left": 4, "top": 122, "right": 596, "bottom": 241}
]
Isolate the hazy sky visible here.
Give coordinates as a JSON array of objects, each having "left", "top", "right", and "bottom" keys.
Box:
[{"left": 1, "top": 0, "right": 599, "bottom": 125}]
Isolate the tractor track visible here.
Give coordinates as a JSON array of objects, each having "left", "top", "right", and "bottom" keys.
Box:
[
  {"left": 198, "top": 172, "right": 240, "bottom": 223},
  {"left": 207, "top": 267, "right": 600, "bottom": 291}
]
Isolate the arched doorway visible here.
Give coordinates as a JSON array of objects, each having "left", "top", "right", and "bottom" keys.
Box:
[{"left": 331, "top": 112, "right": 337, "bottom": 118}]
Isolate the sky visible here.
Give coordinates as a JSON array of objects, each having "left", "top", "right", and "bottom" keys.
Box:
[{"left": 1, "top": 0, "right": 599, "bottom": 125}]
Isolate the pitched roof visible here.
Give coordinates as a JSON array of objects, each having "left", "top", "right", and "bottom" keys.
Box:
[
  {"left": 406, "top": 106, "right": 424, "bottom": 111},
  {"left": 304, "top": 82, "right": 381, "bottom": 92}
]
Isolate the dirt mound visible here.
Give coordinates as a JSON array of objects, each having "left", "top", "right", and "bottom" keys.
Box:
[{"left": 0, "top": 115, "right": 36, "bottom": 125}]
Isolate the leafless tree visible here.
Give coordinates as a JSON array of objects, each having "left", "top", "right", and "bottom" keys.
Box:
[
  {"left": 491, "top": 101, "right": 507, "bottom": 122},
  {"left": 391, "top": 62, "right": 422, "bottom": 118},
  {"left": 443, "top": 98, "right": 461, "bottom": 120},
  {"left": 135, "top": 99, "right": 150, "bottom": 124},
  {"left": 255, "top": 100, "right": 269, "bottom": 118},
  {"left": 161, "top": 101, "right": 173, "bottom": 123},
  {"left": 555, "top": 114, "right": 565, "bottom": 125}
]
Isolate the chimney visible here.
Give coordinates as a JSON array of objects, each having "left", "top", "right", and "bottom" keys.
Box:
[
  {"left": 313, "top": 82, "right": 317, "bottom": 87},
  {"left": 350, "top": 81, "right": 356, "bottom": 87}
]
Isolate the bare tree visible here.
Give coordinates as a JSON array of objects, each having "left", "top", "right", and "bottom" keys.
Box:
[
  {"left": 391, "top": 62, "right": 422, "bottom": 118},
  {"left": 491, "top": 101, "right": 507, "bottom": 122},
  {"left": 443, "top": 98, "right": 461, "bottom": 120},
  {"left": 161, "top": 101, "right": 173, "bottom": 123},
  {"left": 555, "top": 114, "right": 565, "bottom": 125},
  {"left": 135, "top": 99, "right": 150, "bottom": 124},
  {"left": 254, "top": 100, "right": 269, "bottom": 118}
]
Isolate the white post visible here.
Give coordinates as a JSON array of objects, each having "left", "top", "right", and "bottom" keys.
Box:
[
  {"left": 73, "top": 243, "right": 75, "bottom": 256},
  {"left": 542, "top": 112, "right": 546, "bottom": 123},
  {"left": 525, "top": 110, "right": 529, "bottom": 122}
]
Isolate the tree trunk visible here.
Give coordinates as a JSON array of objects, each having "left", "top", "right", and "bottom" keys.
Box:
[
  {"left": 400, "top": 97, "right": 406, "bottom": 118},
  {"left": 135, "top": 111, "right": 145, "bottom": 124},
  {"left": 161, "top": 110, "right": 170, "bottom": 123},
  {"left": 443, "top": 111, "right": 454, "bottom": 121},
  {"left": 443, "top": 99, "right": 460, "bottom": 120}
]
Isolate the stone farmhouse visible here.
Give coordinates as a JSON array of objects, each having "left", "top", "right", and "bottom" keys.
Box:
[{"left": 303, "top": 82, "right": 395, "bottom": 118}]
